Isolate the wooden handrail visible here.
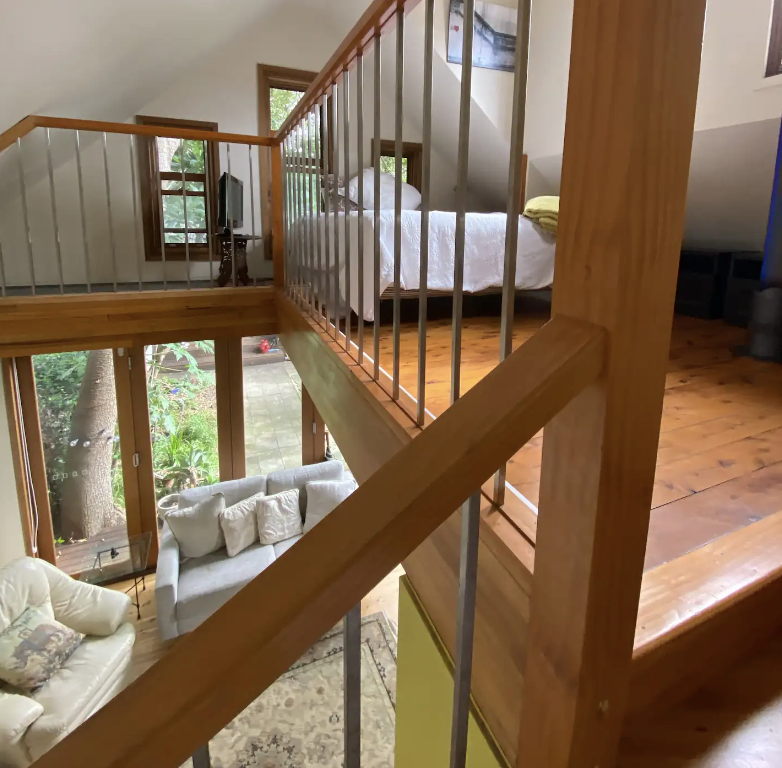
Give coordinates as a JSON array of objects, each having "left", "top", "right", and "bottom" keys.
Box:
[
  {"left": 0, "top": 115, "right": 275, "bottom": 154},
  {"left": 276, "top": 0, "right": 423, "bottom": 138},
  {"left": 33, "top": 313, "right": 605, "bottom": 768}
]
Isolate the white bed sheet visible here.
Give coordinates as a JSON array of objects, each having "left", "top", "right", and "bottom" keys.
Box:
[{"left": 305, "top": 210, "right": 555, "bottom": 321}]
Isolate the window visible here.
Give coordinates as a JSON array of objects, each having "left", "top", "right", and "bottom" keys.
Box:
[
  {"left": 767, "top": 0, "right": 782, "bottom": 77},
  {"left": 258, "top": 65, "right": 318, "bottom": 260},
  {"left": 136, "top": 115, "right": 220, "bottom": 261},
  {"left": 373, "top": 140, "right": 423, "bottom": 191}
]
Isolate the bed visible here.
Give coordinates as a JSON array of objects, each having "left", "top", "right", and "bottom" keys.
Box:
[{"left": 303, "top": 209, "right": 556, "bottom": 322}]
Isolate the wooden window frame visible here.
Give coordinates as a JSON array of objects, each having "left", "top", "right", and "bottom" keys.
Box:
[
  {"left": 372, "top": 139, "right": 423, "bottom": 192},
  {"left": 767, "top": 0, "right": 782, "bottom": 77},
  {"left": 257, "top": 64, "right": 318, "bottom": 260},
  {"left": 136, "top": 115, "right": 220, "bottom": 262}
]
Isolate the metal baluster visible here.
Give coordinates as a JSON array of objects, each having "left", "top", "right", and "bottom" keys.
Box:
[
  {"left": 180, "top": 138, "right": 192, "bottom": 289},
  {"left": 74, "top": 131, "right": 92, "bottom": 293},
  {"left": 45, "top": 128, "right": 65, "bottom": 294},
  {"left": 205, "top": 140, "right": 215, "bottom": 287},
  {"left": 344, "top": 604, "right": 362, "bottom": 768},
  {"left": 451, "top": 0, "right": 475, "bottom": 404},
  {"left": 343, "top": 68, "right": 352, "bottom": 353},
  {"left": 307, "top": 112, "right": 316, "bottom": 314},
  {"left": 304, "top": 118, "right": 313, "bottom": 311},
  {"left": 249, "top": 144, "right": 257, "bottom": 287},
  {"left": 357, "top": 49, "right": 366, "bottom": 366},
  {"left": 227, "top": 143, "right": 236, "bottom": 287},
  {"left": 332, "top": 84, "right": 342, "bottom": 341},
  {"left": 323, "top": 97, "right": 333, "bottom": 332},
  {"left": 129, "top": 135, "right": 144, "bottom": 291},
  {"left": 392, "top": 6, "right": 405, "bottom": 400},
  {"left": 192, "top": 744, "right": 211, "bottom": 768},
  {"left": 282, "top": 135, "right": 290, "bottom": 294},
  {"left": 449, "top": 490, "right": 481, "bottom": 768},
  {"left": 418, "top": 0, "right": 435, "bottom": 426},
  {"left": 295, "top": 122, "right": 303, "bottom": 305},
  {"left": 494, "top": 0, "right": 532, "bottom": 504},
  {"left": 0, "top": 239, "right": 7, "bottom": 297},
  {"left": 16, "top": 138, "right": 36, "bottom": 295},
  {"left": 102, "top": 132, "right": 118, "bottom": 292},
  {"left": 373, "top": 34, "right": 382, "bottom": 379},
  {"left": 314, "top": 101, "right": 324, "bottom": 327},
  {"left": 155, "top": 135, "right": 169, "bottom": 290}
]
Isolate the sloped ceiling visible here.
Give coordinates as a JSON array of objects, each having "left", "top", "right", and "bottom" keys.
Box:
[{"left": 0, "top": 0, "right": 289, "bottom": 131}]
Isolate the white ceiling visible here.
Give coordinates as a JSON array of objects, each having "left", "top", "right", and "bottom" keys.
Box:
[{"left": 0, "top": 0, "right": 289, "bottom": 131}]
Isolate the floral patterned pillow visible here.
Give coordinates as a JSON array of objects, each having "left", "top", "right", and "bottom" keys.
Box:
[{"left": 0, "top": 606, "right": 84, "bottom": 692}]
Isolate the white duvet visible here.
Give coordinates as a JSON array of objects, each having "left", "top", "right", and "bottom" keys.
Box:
[{"left": 300, "top": 210, "right": 555, "bottom": 321}]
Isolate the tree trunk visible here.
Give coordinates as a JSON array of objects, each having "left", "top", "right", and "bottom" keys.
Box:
[{"left": 60, "top": 349, "right": 118, "bottom": 540}]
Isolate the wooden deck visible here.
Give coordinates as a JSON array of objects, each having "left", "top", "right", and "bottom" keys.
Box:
[{"left": 373, "top": 310, "right": 782, "bottom": 570}]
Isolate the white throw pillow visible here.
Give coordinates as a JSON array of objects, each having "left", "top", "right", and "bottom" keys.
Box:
[
  {"left": 165, "top": 493, "right": 226, "bottom": 559},
  {"left": 303, "top": 478, "right": 358, "bottom": 533},
  {"left": 220, "top": 490, "right": 266, "bottom": 557},
  {"left": 347, "top": 168, "right": 422, "bottom": 211},
  {"left": 256, "top": 489, "right": 303, "bottom": 546}
]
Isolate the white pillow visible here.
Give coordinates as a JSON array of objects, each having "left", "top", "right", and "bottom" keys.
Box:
[
  {"left": 256, "top": 489, "right": 303, "bottom": 545},
  {"left": 219, "top": 490, "right": 265, "bottom": 557},
  {"left": 347, "top": 168, "right": 421, "bottom": 211},
  {"left": 165, "top": 493, "right": 226, "bottom": 559},
  {"left": 303, "top": 479, "right": 358, "bottom": 533}
]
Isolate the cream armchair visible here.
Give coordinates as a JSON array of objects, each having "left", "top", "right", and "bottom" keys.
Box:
[{"left": 0, "top": 557, "right": 136, "bottom": 768}]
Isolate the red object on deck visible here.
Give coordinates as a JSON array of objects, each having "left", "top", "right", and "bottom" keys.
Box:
[{"left": 258, "top": 339, "right": 270, "bottom": 354}]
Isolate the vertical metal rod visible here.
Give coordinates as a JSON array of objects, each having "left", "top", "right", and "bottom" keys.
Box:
[
  {"left": 451, "top": 0, "right": 475, "bottom": 404},
  {"left": 102, "top": 132, "right": 118, "bottom": 292},
  {"left": 307, "top": 111, "right": 316, "bottom": 313},
  {"left": 373, "top": 34, "right": 382, "bottom": 379},
  {"left": 282, "top": 135, "right": 290, "bottom": 293},
  {"left": 494, "top": 0, "right": 532, "bottom": 504},
  {"left": 129, "top": 135, "right": 144, "bottom": 291},
  {"left": 45, "top": 128, "right": 65, "bottom": 294},
  {"left": 356, "top": 50, "right": 366, "bottom": 366},
  {"left": 304, "top": 118, "right": 313, "bottom": 311},
  {"left": 323, "top": 97, "right": 333, "bottom": 331},
  {"left": 343, "top": 603, "right": 362, "bottom": 768},
  {"left": 392, "top": 5, "right": 405, "bottom": 401},
  {"left": 191, "top": 743, "right": 211, "bottom": 768},
  {"left": 155, "top": 135, "right": 169, "bottom": 290},
  {"left": 74, "top": 131, "right": 92, "bottom": 293},
  {"left": 449, "top": 490, "right": 481, "bottom": 768},
  {"left": 205, "top": 140, "right": 215, "bottom": 287},
  {"left": 227, "top": 143, "right": 236, "bottom": 288},
  {"left": 418, "top": 0, "right": 435, "bottom": 426},
  {"left": 295, "top": 122, "right": 304, "bottom": 305},
  {"left": 343, "top": 68, "right": 352, "bottom": 354},
  {"left": 16, "top": 138, "right": 36, "bottom": 295},
  {"left": 332, "top": 83, "right": 342, "bottom": 341},
  {"left": 180, "top": 138, "right": 192, "bottom": 289},
  {"left": 314, "top": 101, "right": 324, "bottom": 327},
  {"left": 249, "top": 144, "right": 258, "bottom": 287}
]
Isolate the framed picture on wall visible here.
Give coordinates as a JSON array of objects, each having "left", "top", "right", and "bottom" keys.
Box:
[{"left": 447, "top": 0, "right": 517, "bottom": 73}]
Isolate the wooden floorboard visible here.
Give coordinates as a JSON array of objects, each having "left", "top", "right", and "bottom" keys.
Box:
[{"left": 372, "top": 313, "right": 782, "bottom": 570}]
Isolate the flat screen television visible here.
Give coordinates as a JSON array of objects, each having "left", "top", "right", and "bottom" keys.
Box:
[{"left": 218, "top": 172, "right": 243, "bottom": 230}]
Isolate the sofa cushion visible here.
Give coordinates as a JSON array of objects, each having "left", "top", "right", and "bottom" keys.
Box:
[
  {"left": 0, "top": 606, "right": 83, "bottom": 692},
  {"left": 25, "top": 623, "right": 135, "bottom": 761},
  {"left": 176, "top": 544, "right": 277, "bottom": 626},
  {"left": 166, "top": 494, "right": 226, "bottom": 559},
  {"left": 179, "top": 475, "right": 266, "bottom": 510},
  {"left": 266, "top": 460, "right": 345, "bottom": 517},
  {"left": 257, "top": 489, "right": 302, "bottom": 546},
  {"left": 303, "top": 478, "right": 358, "bottom": 533},
  {"left": 220, "top": 491, "right": 265, "bottom": 557},
  {"left": 0, "top": 690, "right": 43, "bottom": 768},
  {"left": 0, "top": 559, "right": 53, "bottom": 634},
  {"left": 272, "top": 534, "right": 303, "bottom": 559}
]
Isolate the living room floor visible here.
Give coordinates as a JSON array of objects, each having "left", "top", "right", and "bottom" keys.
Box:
[{"left": 114, "top": 565, "right": 405, "bottom": 683}]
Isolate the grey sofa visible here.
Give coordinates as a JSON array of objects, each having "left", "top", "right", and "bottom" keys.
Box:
[{"left": 155, "top": 460, "right": 345, "bottom": 640}]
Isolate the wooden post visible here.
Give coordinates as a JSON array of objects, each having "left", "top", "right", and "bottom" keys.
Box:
[
  {"left": 516, "top": 1, "right": 707, "bottom": 767},
  {"left": 301, "top": 384, "right": 326, "bottom": 465},
  {"left": 215, "top": 338, "right": 246, "bottom": 481},
  {"left": 270, "top": 143, "right": 285, "bottom": 288},
  {"left": 14, "top": 357, "right": 57, "bottom": 565}
]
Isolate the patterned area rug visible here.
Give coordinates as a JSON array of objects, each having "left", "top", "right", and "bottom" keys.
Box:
[{"left": 185, "top": 613, "right": 397, "bottom": 768}]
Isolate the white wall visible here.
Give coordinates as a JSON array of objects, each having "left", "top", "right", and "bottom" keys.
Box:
[{"left": 0, "top": 375, "right": 26, "bottom": 567}]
